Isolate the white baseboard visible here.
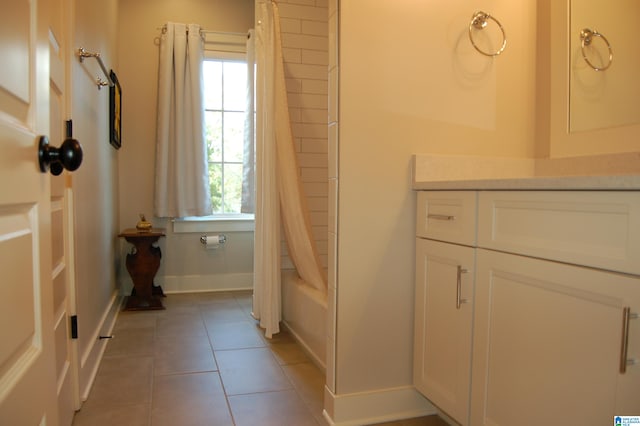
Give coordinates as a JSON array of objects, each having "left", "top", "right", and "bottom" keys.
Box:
[
  {"left": 120, "top": 272, "right": 254, "bottom": 294},
  {"left": 323, "top": 385, "right": 436, "bottom": 426},
  {"left": 78, "top": 292, "right": 123, "bottom": 402}
]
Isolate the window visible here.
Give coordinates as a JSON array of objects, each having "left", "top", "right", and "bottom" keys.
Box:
[{"left": 202, "top": 57, "right": 248, "bottom": 215}]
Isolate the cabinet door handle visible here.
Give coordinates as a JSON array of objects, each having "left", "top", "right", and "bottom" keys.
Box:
[
  {"left": 456, "top": 265, "right": 468, "bottom": 309},
  {"left": 428, "top": 214, "right": 456, "bottom": 221},
  {"left": 620, "top": 307, "right": 638, "bottom": 374}
]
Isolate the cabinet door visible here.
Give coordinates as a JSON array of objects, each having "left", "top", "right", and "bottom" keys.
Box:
[
  {"left": 471, "top": 249, "right": 640, "bottom": 426},
  {"left": 414, "top": 238, "right": 475, "bottom": 425}
]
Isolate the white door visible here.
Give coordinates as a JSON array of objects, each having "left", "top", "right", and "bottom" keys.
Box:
[
  {"left": 0, "top": 0, "right": 60, "bottom": 424},
  {"left": 49, "top": 0, "right": 80, "bottom": 423},
  {"left": 414, "top": 238, "right": 475, "bottom": 425}
]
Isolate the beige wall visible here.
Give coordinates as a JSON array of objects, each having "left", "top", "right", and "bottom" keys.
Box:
[
  {"left": 72, "top": 0, "right": 120, "bottom": 397},
  {"left": 333, "top": 0, "right": 538, "bottom": 399},
  {"left": 69, "top": 0, "right": 257, "bottom": 399}
]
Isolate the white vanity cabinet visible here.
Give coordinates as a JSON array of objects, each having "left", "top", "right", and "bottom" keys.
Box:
[
  {"left": 414, "top": 190, "right": 640, "bottom": 425},
  {"left": 414, "top": 191, "right": 477, "bottom": 425}
]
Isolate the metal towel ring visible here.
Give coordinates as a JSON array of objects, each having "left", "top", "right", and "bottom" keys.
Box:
[
  {"left": 580, "top": 28, "right": 613, "bottom": 71},
  {"left": 468, "top": 11, "right": 507, "bottom": 57}
]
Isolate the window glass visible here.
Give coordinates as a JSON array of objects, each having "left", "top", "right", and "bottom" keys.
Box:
[
  {"left": 208, "top": 163, "right": 223, "bottom": 214},
  {"left": 203, "top": 61, "right": 222, "bottom": 110},
  {"left": 205, "top": 111, "right": 222, "bottom": 162},
  {"left": 203, "top": 57, "right": 248, "bottom": 215},
  {"left": 223, "top": 111, "right": 244, "bottom": 162},
  {"left": 223, "top": 163, "right": 242, "bottom": 213},
  {"left": 223, "top": 62, "right": 247, "bottom": 111}
]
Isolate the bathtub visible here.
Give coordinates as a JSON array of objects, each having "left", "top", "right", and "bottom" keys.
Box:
[{"left": 281, "top": 269, "right": 327, "bottom": 371}]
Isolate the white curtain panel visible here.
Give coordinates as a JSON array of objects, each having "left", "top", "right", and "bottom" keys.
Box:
[
  {"left": 252, "top": 0, "right": 327, "bottom": 338},
  {"left": 241, "top": 30, "right": 256, "bottom": 213},
  {"left": 154, "top": 22, "right": 212, "bottom": 218}
]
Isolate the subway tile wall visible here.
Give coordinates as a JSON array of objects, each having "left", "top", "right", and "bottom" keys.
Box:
[{"left": 277, "top": 0, "right": 329, "bottom": 270}]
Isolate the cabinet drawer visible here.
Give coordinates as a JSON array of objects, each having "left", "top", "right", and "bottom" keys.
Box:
[
  {"left": 478, "top": 191, "right": 640, "bottom": 275},
  {"left": 417, "top": 191, "right": 477, "bottom": 246}
]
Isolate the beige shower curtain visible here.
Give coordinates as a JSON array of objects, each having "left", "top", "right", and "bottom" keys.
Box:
[{"left": 252, "top": 0, "right": 327, "bottom": 338}]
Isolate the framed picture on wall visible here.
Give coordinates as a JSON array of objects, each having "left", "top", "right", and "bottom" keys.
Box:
[{"left": 109, "top": 70, "right": 122, "bottom": 149}]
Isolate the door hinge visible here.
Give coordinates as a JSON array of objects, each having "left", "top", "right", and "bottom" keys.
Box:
[{"left": 70, "top": 315, "right": 78, "bottom": 339}]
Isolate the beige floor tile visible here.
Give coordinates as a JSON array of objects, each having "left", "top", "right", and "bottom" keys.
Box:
[
  {"left": 207, "top": 320, "right": 266, "bottom": 350},
  {"left": 282, "top": 362, "right": 325, "bottom": 419},
  {"left": 104, "top": 327, "right": 155, "bottom": 358},
  {"left": 228, "top": 389, "right": 320, "bottom": 426},
  {"left": 151, "top": 397, "right": 234, "bottom": 426},
  {"left": 151, "top": 372, "right": 233, "bottom": 426},
  {"left": 155, "top": 311, "right": 207, "bottom": 338},
  {"left": 155, "top": 303, "right": 200, "bottom": 317},
  {"left": 160, "top": 293, "right": 199, "bottom": 307},
  {"left": 193, "top": 291, "right": 237, "bottom": 304},
  {"left": 215, "top": 347, "right": 293, "bottom": 395},
  {"left": 200, "top": 300, "right": 251, "bottom": 324},
  {"left": 154, "top": 333, "right": 216, "bottom": 375},
  {"left": 269, "top": 341, "right": 311, "bottom": 365},
  {"left": 113, "top": 311, "right": 158, "bottom": 331},
  {"left": 72, "top": 402, "right": 149, "bottom": 426},
  {"left": 85, "top": 356, "right": 154, "bottom": 409},
  {"left": 406, "top": 416, "right": 450, "bottom": 426},
  {"left": 233, "top": 292, "right": 254, "bottom": 314},
  {"left": 73, "top": 291, "right": 337, "bottom": 426},
  {"left": 154, "top": 305, "right": 198, "bottom": 320},
  {"left": 152, "top": 370, "right": 225, "bottom": 402}
]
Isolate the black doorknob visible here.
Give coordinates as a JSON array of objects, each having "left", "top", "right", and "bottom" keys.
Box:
[{"left": 38, "top": 135, "right": 83, "bottom": 176}]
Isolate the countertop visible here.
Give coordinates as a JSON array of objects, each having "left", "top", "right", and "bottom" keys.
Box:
[{"left": 412, "top": 153, "right": 640, "bottom": 191}]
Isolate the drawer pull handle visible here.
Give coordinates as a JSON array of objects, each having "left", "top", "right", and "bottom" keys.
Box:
[
  {"left": 428, "top": 214, "right": 456, "bottom": 221},
  {"left": 620, "top": 307, "right": 638, "bottom": 374},
  {"left": 456, "top": 266, "right": 468, "bottom": 309}
]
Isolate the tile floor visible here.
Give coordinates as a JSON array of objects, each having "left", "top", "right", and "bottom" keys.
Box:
[{"left": 72, "top": 291, "right": 447, "bottom": 426}]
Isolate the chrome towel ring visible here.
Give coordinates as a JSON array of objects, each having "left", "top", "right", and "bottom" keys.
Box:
[
  {"left": 468, "top": 11, "right": 507, "bottom": 57},
  {"left": 580, "top": 28, "right": 613, "bottom": 71}
]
